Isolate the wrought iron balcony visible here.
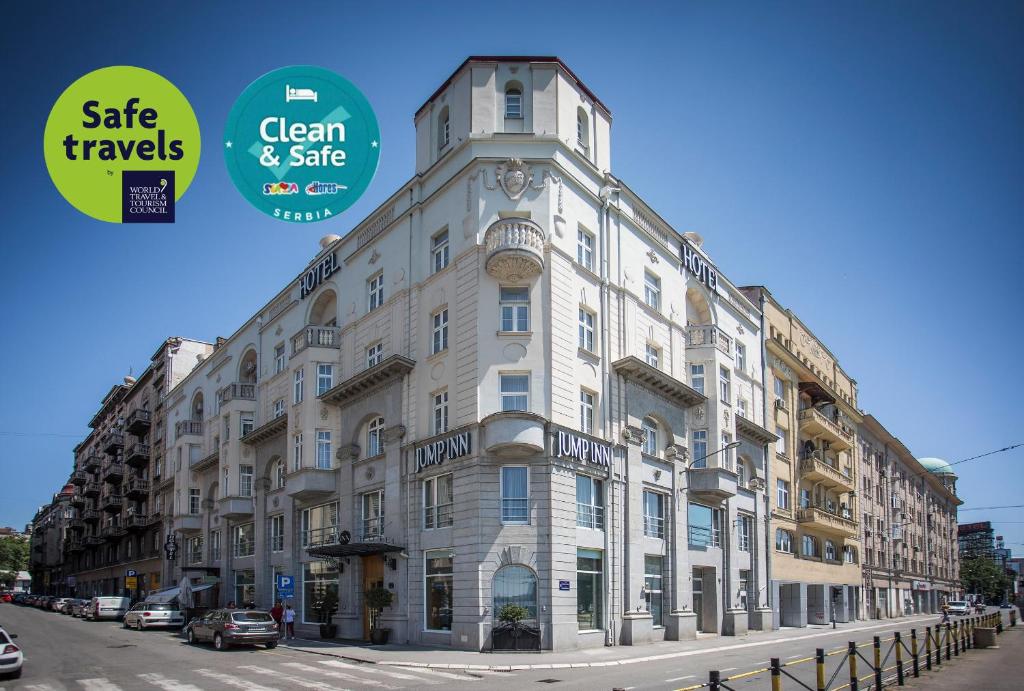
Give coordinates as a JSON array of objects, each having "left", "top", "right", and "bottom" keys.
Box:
[
  {"left": 175, "top": 420, "right": 203, "bottom": 438},
  {"left": 484, "top": 217, "right": 545, "bottom": 281},
  {"left": 218, "top": 382, "right": 257, "bottom": 403},
  {"left": 100, "top": 494, "right": 123, "bottom": 513},
  {"left": 83, "top": 453, "right": 102, "bottom": 472},
  {"left": 125, "top": 409, "right": 152, "bottom": 435},
  {"left": 124, "top": 442, "right": 150, "bottom": 468},
  {"left": 70, "top": 470, "right": 90, "bottom": 486},
  {"left": 83, "top": 482, "right": 100, "bottom": 498}
]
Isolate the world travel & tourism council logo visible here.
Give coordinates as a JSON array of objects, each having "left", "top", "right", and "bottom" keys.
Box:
[
  {"left": 223, "top": 65, "right": 381, "bottom": 223},
  {"left": 42, "top": 66, "right": 201, "bottom": 223}
]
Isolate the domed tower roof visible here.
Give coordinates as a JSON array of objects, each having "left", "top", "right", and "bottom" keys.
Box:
[{"left": 918, "top": 457, "right": 956, "bottom": 476}]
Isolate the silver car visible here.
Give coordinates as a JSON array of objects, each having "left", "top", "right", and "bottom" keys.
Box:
[{"left": 123, "top": 602, "right": 185, "bottom": 630}]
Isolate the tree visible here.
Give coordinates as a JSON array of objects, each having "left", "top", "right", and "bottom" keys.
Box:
[
  {"left": 0, "top": 536, "right": 29, "bottom": 586},
  {"left": 960, "top": 557, "right": 1011, "bottom": 603}
]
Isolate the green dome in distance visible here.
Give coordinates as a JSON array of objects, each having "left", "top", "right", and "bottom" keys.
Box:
[{"left": 918, "top": 457, "right": 955, "bottom": 476}]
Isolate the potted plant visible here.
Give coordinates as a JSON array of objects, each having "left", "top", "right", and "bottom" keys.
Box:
[
  {"left": 314, "top": 590, "right": 338, "bottom": 639},
  {"left": 364, "top": 585, "right": 394, "bottom": 644},
  {"left": 492, "top": 603, "right": 541, "bottom": 651}
]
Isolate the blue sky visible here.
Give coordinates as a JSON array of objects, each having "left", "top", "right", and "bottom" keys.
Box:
[{"left": 3, "top": 2, "right": 1022, "bottom": 550}]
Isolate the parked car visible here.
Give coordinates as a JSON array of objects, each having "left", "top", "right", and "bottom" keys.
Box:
[
  {"left": 85, "top": 596, "right": 131, "bottom": 621},
  {"left": 186, "top": 609, "right": 279, "bottom": 650},
  {"left": 946, "top": 600, "right": 970, "bottom": 616},
  {"left": 50, "top": 597, "right": 71, "bottom": 612},
  {"left": 124, "top": 602, "right": 185, "bottom": 630},
  {"left": 71, "top": 599, "right": 91, "bottom": 617},
  {"left": 0, "top": 626, "right": 22, "bottom": 680},
  {"left": 1, "top": 592, "right": 12, "bottom": 603}
]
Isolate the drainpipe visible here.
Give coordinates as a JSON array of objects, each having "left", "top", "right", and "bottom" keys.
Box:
[
  {"left": 754, "top": 290, "right": 773, "bottom": 618},
  {"left": 599, "top": 178, "right": 614, "bottom": 645}
]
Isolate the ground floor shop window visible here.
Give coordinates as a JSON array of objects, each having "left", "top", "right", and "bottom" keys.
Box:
[
  {"left": 577, "top": 549, "right": 603, "bottom": 631},
  {"left": 425, "top": 549, "right": 453, "bottom": 631},
  {"left": 302, "top": 561, "right": 339, "bottom": 624},
  {"left": 644, "top": 555, "right": 663, "bottom": 627},
  {"left": 234, "top": 569, "right": 255, "bottom": 606},
  {"left": 493, "top": 564, "right": 537, "bottom": 621}
]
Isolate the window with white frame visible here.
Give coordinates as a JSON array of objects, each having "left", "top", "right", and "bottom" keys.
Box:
[
  {"left": 367, "top": 272, "right": 384, "bottom": 311},
  {"left": 644, "top": 490, "right": 666, "bottom": 538},
  {"left": 270, "top": 514, "right": 284, "bottom": 552},
  {"left": 432, "top": 309, "right": 448, "bottom": 354},
  {"left": 690, "top": 363, "right": 705, "bottom": 395},
  {"left": 776, "top": 528, "right": 793, "bottom": 553},
  {"left": 825, "top": 540, "right": 838, "bottom": 561},
  {"left": 577, "top": 227, "right": 594, "bottom": 270},
  {"left": 272, "top": 459, "right": 285, "bottom": 490},
  {"left": 292, "top": 432, "right": 303, "bottom": 471},
  {"left": 366, "top": 416, "right": 384, "bottom": 457},
  {"left": 505, "top": 87, "right": 522, "bottom": 118},
  {"left": 210, "top": 530, "right": 221, "bottom": 561},
  {"left": 721, "top": 431, "right": 733, "bottom": 469},
  {"left": 499, "top": 287, "right": 530, "bottom": 332},
  {"left": 274, "top": 344, "right": 285, "bottom": 374},
  {"left": 776, "top": 426, "right": 787, "bottom": 456},
  {"left": 802, "top": 535, "right": 820, "bottom": 558},
  {"left": 645, "top": 343, "right": 660, "bottom": 369},
  {"left": 432, "top": 229, "right": 449, "bottom": 273},
  {"left": 844, "top": 545, "right": 858, "bottom": 563},
  {"left": 576, "top": 107, "right": 589, "bottom": 151},
  {"left": 240, "top": 413, "right": 254, "bottom": 438},
  {"left": 432, "top": 390, "right": 448, "bottom": 435},
  {"left": 777, "top": 479, "right": 790, "bottom": 509},
  {"left": 641, "top": 416, "right": 658, "bottom": 456},
  {"left": 316, "top": 363, "right": 333, "bottom": 395},
  {"left": 735, "top": 342, "right": 746, "bottom": 373},
  {"left": 366, "top": 341, "right": 383, "bottom": 368},
  {"left": 737, "top": 398, "right": 748, "bottom": 419},
  {"left": 688, "top": 502, "right": 721, "bottom": 547},
  {"left": 691, "top": 429, "right": 708, "bottom": 468},
  {"left": 302, "top": 501, "right": 339, "bottom": 546},
  {"left": 739, "top": 569, "right": 751, "bottom": 610},
  {"left": 576, "top": 474, "right": 604, "bottom": 529},
  {"left": 578, "top": 308, "right": 595, "bottom": 352},
  {"left": 438, "top": 108, "right": 450, "bottom": 149},
  {"left": 423, "top": 473, "right": 453, "bottom": 529},
  {"left": 273, "top": 398, "right": 285, "bottom": 419},
  {"left": 774, "top": 375, "right": 786, "bottom": 405},
  {"left": 239, "top": 464, "right": 253, "bottom": 497},
  {"left": 719, "top": 366, "right": 731, "bottom": 403},
  {"left": 580, "top": 389, "right": 595, "bottom": 434},
  {"left": 233, "top": 522, "right": 254, "bottom": 557},
  {"left": 737, "top": 514, "right": 752, "bottom": 551},
  {"left": 293, "top": 368, "right": 304, "bottom": 404},
  {"left": 500, "top": 466, "right": 529, "bottom": 524},
  {"left": 500, "top": 373, "right": 529, "bottom": 412},
  {"left": 736, "top": 458, "right": 748, "bottom": 487},
  {"left": 361, "top": 490, "right": 384, "bottom": 539},
  {"left": 644, "top": 271, "right": 661, "bottom": 310},
  {"left": 188, "top": 488, "right": 200, "bottom": 515},
  {"left": 187, "top": 535, "right": 203, "bottom": 564},
  {"left": 316, "top": 431, "right": 332, "bottom": 469}
]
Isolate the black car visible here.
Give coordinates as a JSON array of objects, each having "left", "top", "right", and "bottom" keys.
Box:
[{"left": 186, "top": 609, "right": 279, "bottom": 650}]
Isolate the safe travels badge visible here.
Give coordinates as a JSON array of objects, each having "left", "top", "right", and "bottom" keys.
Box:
[{"left": 223, "top": 65, "right": 381, "bottom": 223}]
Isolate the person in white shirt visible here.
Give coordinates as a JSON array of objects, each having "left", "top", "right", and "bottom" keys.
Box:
[{"left": 284, "top": 603, "right": 296, "bottom": 639}]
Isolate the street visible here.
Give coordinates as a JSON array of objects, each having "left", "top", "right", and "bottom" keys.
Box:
[{"left": 0, "top": 604, "right": 1001, "bottom": 691}]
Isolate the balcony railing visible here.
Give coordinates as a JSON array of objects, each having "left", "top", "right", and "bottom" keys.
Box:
[
  {"left": 71, "top": 470, "right": 90, "bottom": 486},
  {"left": 125, "top": 478, "right": 150, "bottom": 498},
  {"left": 83, "top": 453, "right": 102, "bottom": 472},
  {"left": 125, "top": 409, "right": 152, "bottom": 435},
  {"left": 361, "top": 517, "right": 384, "bottom": 541},
  {"left": 100, "top": 494, "right": 123, "bottom": 512},
  {"left": 576, "top": 503, "right": 605, "bottom": 530},
  {"left": 685, "top": 324, "right": 733, "bottom": 356},
  {"left": 799, "top": 452, "right": 854, "bottom": 492},
  {"left": 102, "top": 431, "right": 125, "bottom": 454},
  {"left": 218, "top": 382, "right": 257, "bottom": 403},
  {"left": 82, "top": 509, "right": 100, "bottom": 523},
  {"left": 83, "top": 482, "right": 100, "bottom": 498},
  {"left": 688, "top": 523, "right": 721, "bottom": 548},
  {"left": 125, "top": 442, "right": 151, "bottom": 468},
  {"left": 644, "top": 514, "right": 665, "bottom": 539},
  {"left": 301, "top": 526, "right": 339, "bottom": 548},
  {"left": 798, "top": 407, "right": 855, "bottom": 448},
  {"left": 233, "top": 539, "right": 255, "bottom": 558},
  {"left": 126, "top": 514, "right": 149, "bottom": 530},
  {"left": 483, "top": 217, "right": 546, "bottom": 281},
  {"left": 102, "top": 462, "right": 124, "bottom": 484},
  {"left": 291, "top": 325, "right": 341, "bottom": 356},
  {"left": 796, "top": 505, "right": 858, "bottom": 536},
  {"left": 175, "top": 420, "right": 203, "bottom": 438}
]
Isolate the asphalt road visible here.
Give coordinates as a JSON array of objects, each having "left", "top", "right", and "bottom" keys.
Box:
[{"left": 0, "top": 604, "right": 998, "bottom": 691}]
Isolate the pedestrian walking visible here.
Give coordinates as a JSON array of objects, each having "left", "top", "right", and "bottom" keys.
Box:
[
  {"left": 284, "top": 603, "right": 296, "bottom": 639},
  {"left": 270, "top": 600, "right": 283, "bottom": 632},
  {"left": 941, "top": 602, "right": 950, "bottom": 623}
]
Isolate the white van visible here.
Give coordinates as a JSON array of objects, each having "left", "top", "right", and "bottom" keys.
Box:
[{"left": 86, "top": 596, "right": 131, "bottom": 621}]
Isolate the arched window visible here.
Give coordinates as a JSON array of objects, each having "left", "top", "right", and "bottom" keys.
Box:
[
  {"left": 802, "top": 535, "right": 819, "bottom": 558},
  {"left": 438, "top": 106, "right": 450, "bottom": 150},
  {"left": 576, "top": 107, "right": 589, "bottom": 152},
  {"left": 775, "top": 528, "right": 792, "bottom": 553},
  {"left": 308, "top": 289, "right": 338, "bottom": 327},
  {"left": 272, "top": 459, "right": 285, "bottom": 490},
  {"left": 190, "top": 392, "right": 204, "bottom": 421},
  {"left": 492, "top": 565, "right": 537, "bottom": 621},
  {"left": 641, "top": 417, "right": 658, "bottom": 456},
  {"left": 825, "top": 540, "right": 837, "bottom": 561},
  {"left": 505, "top": 86, "right": 522, "bottom": 119},
  {"left": 239, "top": 349, "right": 258, "bottom": 384},
  {"left": 367, "top": 417, "right": 385, "bottom": 457}
]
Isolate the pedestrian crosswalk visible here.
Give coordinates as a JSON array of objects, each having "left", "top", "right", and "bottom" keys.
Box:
[{"left": 17, "top": 658, "right": 514, "bottom": 691}]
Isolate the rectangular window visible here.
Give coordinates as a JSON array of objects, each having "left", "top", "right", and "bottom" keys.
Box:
[
  {"left": 210, "top": 530, "right": 221, "bottom": 561},
  {"left": 233, "top": 523, "right": 254, "bottom": 557},
  {"left": 432, "top": 309, "right": 449, "bottom": 354},
  {"left": 223, "top": 415, "right": 230, "bottom": 441},
  {"left": 240, "top": 413, "right": 254, "bottom": 438},
  {"left": 505, "top": 90, "right": 522, "bottom": 118},
  {"left": 645, "top": 344, "right": 660, "bottom": 369},
  {"left": 690, "top": 364, "right": 705, "bottom": 395},
  {"left": 580, "top": 389, "right": 595, "bottom": 434},
  {"left": 737, "top": 514, "right": 751, "bottom": 551},
  {"left": 302, "top": 561, "right": 339, "bottom": 625},
  {"left": 317, "top": 363, "right": 333, "bottom": 396},
  {"left": 293, "top": 432, "right": 303, "bottom": 471},
  {"left": 274, "top": 344, "right": 285, "bottom": 374},
  {"left": 361, "top": 490, "right": 384, "bottom": 539},
  {"left": 777, "top": 479, "right": 790, "bottom": 510},
  {"left": 432, "top": 229, "right": 450, "bottom": 273},
  {"left": 578, "top": 308, "right": 595, "bottom": 352},
  {"left": 644, "top": 271, "right": 661, "bottom": 310},
  {"left": 432, "top": 390, "right": 449, "bottom": 435},
  {"left": 293, "top": 368, "right": 304, "bottom": 404},
  {"left": 735, "top": 342, "right": 746, "bottom": 372},
  {"left": 577, "top": 549, "right": 603, "bottom": 631},
  {"left": 270, "top": 515, "right": 284, "bottom": 552},
  {"left": 737, "top": 398, "right": 748, "bottom": 419},
  {"left": 576, "top": 475, "right": 604, "bottom": 530},
  {"left": 500, "top": 373, "right": 529, "bottom": 412},
  {"left": 577, "top": 228, "right": 594, "bottom": 271},
  {"left": 188, "top": 488, "right": 200, "bottom": 515},
  {"left": 775, "top": 426, "right": 787, "bottom": 455},
  {"left": 739, "top": 569, "right": 751, "bottom": 610},
  {"left": 774, "top": 376, "right": 786, "bottom": 404},
  {"left": 719, "top": 366, "right": 731, "bottom": 404},
  {"left": 645, "top": 555, "right": 664, "bottom": 627},
  {"left": 721, "top": 431, "right": 733, "bottom": 469},
  {"left": 187, "top": 536, "right": 203, "bottom": 565},
  {"left": 643, "top": 490, "right": 665, "bottom": 538},
  {"left": 688, "top": 502, "right": 721, "bottom": 547},
  {"left": 316, "top": 431, "right": 332, "bottom": 469},
  {"left": 691, "top": 430, "right": 708, "bottom": 468},
  {"left": 425, "top": 549, "right": 454, "bottom": 631},
  {"left": 273, "top": 398, "right": 285, "bottom": 419},
  {"left": 423, "top": 474, "right": 454, "bottom": 529},
  {"left": 239, "top": 465, "right": 253, "bottom": 498},
  {"left": 368, "top": 272, "right": 384, "bottom": 311},
  {"left": 366, "top": 342, "right": 383, "bottom": 368},
  {"left": 301, "top": 501, "right": 339, "bottom": 547},
  {"left": 500, "top": 466, "right": 529, "bottom": 524},
  {"left": 499, "top": 287, "right": 530, "bottom": 332}
]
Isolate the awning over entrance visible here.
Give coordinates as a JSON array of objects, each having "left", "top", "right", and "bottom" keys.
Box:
[
  {"left": 308, "top": 542, "right": 405, "bottom": 559},
  {"left": 144, "top": 582, "right": 215, "bottom": 603}
]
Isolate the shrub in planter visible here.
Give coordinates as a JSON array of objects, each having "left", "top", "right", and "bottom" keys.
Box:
[
  {"left": 365, "top": 585, "right": 394, "bottom": 644},
  {"left": 313, "top": 590, "right": 339, "bottom": 639},
  {"left": 493, "top": 603, "right": 540, "bottom": 651}
]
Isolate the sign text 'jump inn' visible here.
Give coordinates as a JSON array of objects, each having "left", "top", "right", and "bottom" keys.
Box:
[
  {"left": 415, "top": 430, "right": 472, "bottom": 472},
  {"left": 555, "top": 430, "right": 612, "bottom": 467}
]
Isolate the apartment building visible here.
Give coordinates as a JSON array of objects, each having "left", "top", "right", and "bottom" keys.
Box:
[
  {"left": 160, "top": 56, "right": 775, "bottom": 651},
  {"left": 857, "top": 415, "right": 961, "bottom": 618},
  {"left": 28, "top": 486, "right": 75, "bottom": 595}
]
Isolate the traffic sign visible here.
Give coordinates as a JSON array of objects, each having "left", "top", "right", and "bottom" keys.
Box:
[
  {"left": 126, "top": 569, "right": 138, "bottom": 577},
  {"left": 276, "top": 574, "right": 295, "bottom": 599},
  {"left": 125, "top": 576, "right": 138, "bottom": 589}
]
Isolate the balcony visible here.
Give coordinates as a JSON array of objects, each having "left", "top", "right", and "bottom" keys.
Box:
[
  {"left": 85, "top": 535, "right": 104, "bottom": 547},
  {"left": 102, "top": 461, "right": 124, "bottom": 484},
  {"left": 100, "top": 494, "right": 123, "bottom": 513},
  {"left": 218, "top": 496, "right": 254, "bottom": 519},
  {"left": 291, "top": 326, "right": 341, "bottom": 356},
  {"left": 66, "top": 518, "right": 85, "bottom": 532},
  {"left": 174, "top": 514, "right": 202, "bottom": 533},
  {"left": 483, "top": 217, "right": 545, "bottom": 281},
  {"left": 70, "top": 492, "right": 86, "bottom": 508},
  {"left": 796, "top": 506, "right": 858, "bottom": 538},
  {"left": 284, "top": 468, "right": 336, "bottom": 501},
  {"left": 799, "top": 452, "right": 855, "bottom": 493},
  {"left": 70, "top": 470, "right": 90, "bottom": 486},
  {"left": 798, "top": 407, "right": 854, "bottom": 451},
  {"left": 82, "top": 509, "right": 100, "bottom": 524},
  {"left": 66, "top": 537, "right": 84, "bottom": 553},
  {"left": 126, "top": 514, "right": 149, "bottom": 531},
  {"left": 125, "top": 409, "right": 152, "bottom": 435},
  {"left": 102, "top": 431, "right": 125, "bottom": 454},
  {"left": 481, "top": 411, "right": 546, "bottom": 457},
  {"left": 218, "top": 382, "right": 256, "bottom": 404},
  {"left": 83, "top": 482, "right": 100, "bottom": 498},
  {"left": 83, "top": 453, "right": 102, "bottom": 472},
  {"left": 124, "top": 442, "right": 150, "bottom": 468},
  {"left": 687, "top": 466, "right": 739, "bottom": 500},
  {"left": 175, "top": 420, "right": 203, "bottom": 438},
  {"left": 685, "top": 324, "right": 733, "bottom": 357},
  {"left": 124, "top": 478, "right": 150, "bottom": 499}
]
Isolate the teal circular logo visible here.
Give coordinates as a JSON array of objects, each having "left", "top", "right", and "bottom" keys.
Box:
[{"left": 224, "top": 65, "right": 380, "bottom": 223}]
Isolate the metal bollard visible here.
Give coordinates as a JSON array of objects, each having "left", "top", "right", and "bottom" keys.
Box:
[
  {"left": 953, "top": 620, "right": 960, "bottom": 656},
  {"left": 849, "top": 641, "right": 859, "bottom": 691},
  {"left": 873, "top": 636, "right": 882, "bottom": 691},
  {"left": 895, "top": 631, "right": 905, "bottom": 686},
  {"left": 925, "top": 625, "right": 933, "bottom": 670},
  {"left": 911, "top": 628, "right": 920, "bottom": 678},
  {"left": 946, "top": 622, "right": 952, "bottom": 661},
  {"left": 709, "top": 669, "right": 720, "bottom": 691},
  {"left": 771, "top": 657, "right": 782, "bottom": 691},
  {"left": 816, "top": 648, "right": 826, "bottom": 691},
  {"left": 997, "top": 613, "right": 1004, "bottom": 634}
]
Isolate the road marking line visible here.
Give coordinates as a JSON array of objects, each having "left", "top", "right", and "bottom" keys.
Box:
[
  {"left": 666, "top": 675, "right": 695, "bottom": 682},
  {"left": 77, "top": 680, "right": 123, "bottom": 691},
  {"left": 238, "top": 665, "right": 345, "bottom": 690},
  {"left": 393, "top": 666, "right": 481, "bottom": 681},
  {"left": 281, "top": 662, "right": 397, "bottom": 689},
  {"left": 137, "top": 673, "right": 205, "bottom": 691},
  {"left": 319, "top": 660, "right": 441, "bottom": 684},
  {"left": 22, "top": 685, "right": 59, "bottom": 691},
  {"left": 721, "top": 667, "right": 737, "bottom": 672},
  {"left": 787, "top": 654, "right": 803, "bottom": 659},
  {"left": 195, "top": 668, "right": 279, "bottom": 691}
]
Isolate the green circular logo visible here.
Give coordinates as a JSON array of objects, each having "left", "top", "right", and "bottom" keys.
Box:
[
  {"left": 43, "top": 66, "right": 201, "bottom": 223},
  {"left": 223, "top": 65, "right": 380, "bottom": 223}
]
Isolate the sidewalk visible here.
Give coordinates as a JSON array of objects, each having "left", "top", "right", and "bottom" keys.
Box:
[
  {"left": 904, "top": 626, "right": 1022, "bottom": 690},
  {"left": 278, "top": 613, "right": 946, "bottom": 671}
]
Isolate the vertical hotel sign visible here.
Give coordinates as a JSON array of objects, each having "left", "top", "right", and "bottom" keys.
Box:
[{"left": 680, "top": 240, "right": 719, "bottom": 291}]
